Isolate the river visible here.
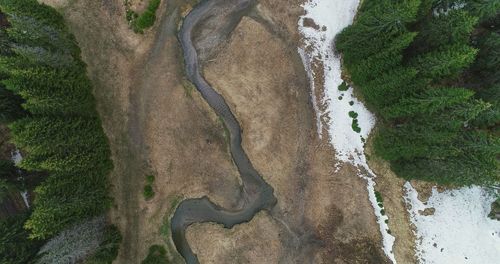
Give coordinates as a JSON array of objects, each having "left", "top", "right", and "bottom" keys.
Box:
[{"left": 170, "top": 1, "right": 277, "bottom": 263}]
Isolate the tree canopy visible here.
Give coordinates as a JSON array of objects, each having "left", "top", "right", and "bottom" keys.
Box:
[{"left": 336, "top": 0, "right": 500, "bottom": 185}]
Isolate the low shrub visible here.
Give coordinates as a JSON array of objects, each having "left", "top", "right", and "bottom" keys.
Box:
[
  {"left": 338, "top": 81, "right": 349, "bottom": 91},
  {"left": 146, "top": 175, "right": 155, "bottom": 184},
  {"left": 141, "top": 245, "right": 169, "bottom": 264},
  {"left": 129, "top": 0, "right": 162, "bottom": 33},
  {"left": 351, "top": 119, "right": 361, "bottom": 133},
  {"left": 143, "top": 185, "right": 154, "bottom": 200}
]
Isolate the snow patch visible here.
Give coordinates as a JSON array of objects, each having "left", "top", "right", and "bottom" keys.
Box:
[
  {"left": 20, "top": 191, "right": 30, "bottom": 209},
  {"left": 298, "top": 0, "right": 395, "bottom": 263},
  {"left": 11, "top": 149, "right": 23, "bottom": 165},
  {"left": 405, "top": 182, "right": 500, "bottom": 264},
  {"left": 11, "top": 149, "right": 29, "bottom": 208}
]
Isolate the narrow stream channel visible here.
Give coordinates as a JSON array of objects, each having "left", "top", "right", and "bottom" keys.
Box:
[{"left": 171, "top": 1, "right": 277, "bottom": 263}]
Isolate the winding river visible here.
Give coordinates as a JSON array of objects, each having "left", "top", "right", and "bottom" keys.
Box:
[{"left": 171, "top": 0, "right": 277, "bottom": 263}]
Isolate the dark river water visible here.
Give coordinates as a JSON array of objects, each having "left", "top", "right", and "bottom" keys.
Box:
[{"left": 171, "top": 0, "right": 277, "bottom": 263}]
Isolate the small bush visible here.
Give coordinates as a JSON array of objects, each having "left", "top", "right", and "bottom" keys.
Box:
[
  {"left": 349, "top": 101, "right": 354, "bottom": 106},
  {"left": 129, "top": 0, "right": 162, "bottom": 33},
  {"left": 489, "top": 197, "right": 500, "bottom": 221},
  {"left": 126, "top": 10, "right": 138, "bottom": 23},
  {"left": 338, "top": 81, "right": 349, "bottom": 91},
  {"left": 143, "top": 185, "right": 154, "bottom": 200},
  {"left": 141, "top": 245, "right": 169, "bottom": 264},
  {"left": 348, "top": 111, "right": 358, "bottom": 119},
  {"left": 374, "top": 191, "right": 383, "bottom": 204},
  {"left": 351, "top": 119, "right": 361, "bottom": 133},
  {"left": 146, "top": 175, "right": 155, "bottom": 184}
]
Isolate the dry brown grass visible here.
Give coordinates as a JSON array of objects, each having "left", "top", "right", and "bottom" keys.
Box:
[{"left": 40, "top": 0, "right": 406, "bottom": 262}]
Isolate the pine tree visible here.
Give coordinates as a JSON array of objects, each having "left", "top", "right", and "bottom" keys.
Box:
[
  {"left": 411, "top": 43, "right": 478, "bottom": 80},
  {"left": 466, "top": 0, "right": 500, "bottom": 21},
  {"left": 0, "top": 84, "right": 25, "bottom": 123},
  {"left": 2, "top": 67, "right": 95, "bottom": 116},
  {"left": 412, "top": 9, "right": 478, "bottom": 51},
  {"left": 382, "top": 87, "right": 474, "bottom": 119},
  {"left": 0, "top": 214, "right": 43, "bottom": 264}
]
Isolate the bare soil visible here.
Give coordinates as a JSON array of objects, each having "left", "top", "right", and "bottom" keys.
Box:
[{"left": 41, "top": 0, "right": 400, "bottom": 263}]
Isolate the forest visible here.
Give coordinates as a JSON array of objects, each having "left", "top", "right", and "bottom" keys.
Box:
[
  {"left": 0, "top": 0, "right": 120, "bottom": 263},
  {"left": 337, "top": 0, "right": 500, "bottom": 186}
]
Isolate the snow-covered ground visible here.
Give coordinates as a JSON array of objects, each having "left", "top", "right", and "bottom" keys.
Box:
[
  {"left": 298, "top": 0, "right": 396, "bottom": 263},
  {"left": 405, "top": 183, "right": 500, "bottom": 264}
]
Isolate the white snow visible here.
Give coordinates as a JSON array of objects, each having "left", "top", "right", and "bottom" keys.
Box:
[
  {"left": 10, "top": 149, "right": 23, "bottom": 165},
  {"left": 298, "top": 0, "right": 395, "bottom": 263},
  {"left": 298, "top": 0, "right": 376, "bottom": 165},
  {"left": 20, "top": 190, "right": 30, "bottom": 209},
  {"left": 11, "top": 149, "right": 30, "bottom": 208},
  {"left": 405, "top": 182, "right": 500, "bottom": 264}
]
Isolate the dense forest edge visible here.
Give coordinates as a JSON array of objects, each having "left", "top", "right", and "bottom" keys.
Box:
[
  {"left": 0, "top": 0, "right": 121, "bottom": 263},
  {"left": 336, "top": 0, "right": 499, "bottom": 190}
]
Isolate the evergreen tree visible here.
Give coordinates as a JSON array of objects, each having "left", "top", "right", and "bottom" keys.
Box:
[
  {"left": 411, "top": 43, "right": 478, "bottom": 80},
  {"left": 2, "top": 67, "right": 95, "bottom": 116},
  {"left": 0, "top": 0, "right": 115, "bottom": 243},
  {"left": 466, "top": 0, "right": 500, "bottom": 21},
  {"left": 382, "top": 87, "right": 474, "bottom": 119},
  {"left": 0, "top": 214, "right": 43, "bottom": 264},
  {"left": 412, "top": 9, "right": 478, "bottom": 52},
  {"left": 0, "top": 85, "right": 25, "bottom": 123}
]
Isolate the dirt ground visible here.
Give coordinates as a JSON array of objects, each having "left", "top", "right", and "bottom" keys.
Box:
[
  {"left": 190, "top": 6, "right": 389, "bottom": 263},
  {"left": 40, "top": 0, "right": 408, "bottom": 263}
]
